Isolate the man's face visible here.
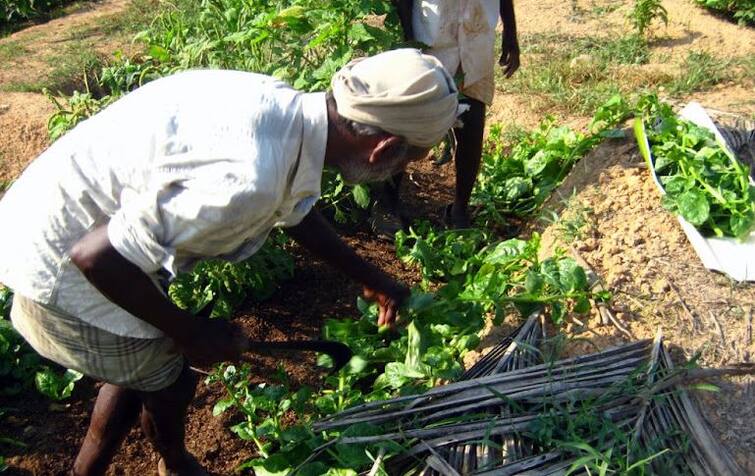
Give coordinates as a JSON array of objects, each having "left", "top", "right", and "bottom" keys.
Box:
[{"left": 340, "top": 142, "right": 429, "bottom": 185}]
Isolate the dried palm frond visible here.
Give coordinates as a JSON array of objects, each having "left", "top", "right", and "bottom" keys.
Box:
[{"left": 310, "top": 324, "right": 753, "bottom": 476}]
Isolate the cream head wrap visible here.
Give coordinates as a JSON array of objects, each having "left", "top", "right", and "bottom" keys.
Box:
[{"left": 331, "top": 48, "right": 459, "bottom": 148}]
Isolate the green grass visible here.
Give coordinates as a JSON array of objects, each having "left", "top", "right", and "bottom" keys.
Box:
[
  {"left": 2, "top": 42, "right": 103, "bottom": 94},
  {"left": 497, "top": 33, "right": 666, "bottom": 115},
  {"left": 0, "top": 38, "right": 30, "bottom": 63},
  {"left": 590, "top": 0, "right": 624, "bottom": 17},
  {"left": 65, "top": 0, "right": 158, "bottom": 40},
  {"left": 580, "top": 34, "right": 651, "bottom": 65},
  {"left": 666, "top": 50, "right": 735, "bottom": 95},
  {"left": 498, "top": 31, "right": 751, "bottom": 116}
]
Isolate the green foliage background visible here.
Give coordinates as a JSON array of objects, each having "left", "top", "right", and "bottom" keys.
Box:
[{"left": 694, "top": 0, "right": 755, "bottom": 25}]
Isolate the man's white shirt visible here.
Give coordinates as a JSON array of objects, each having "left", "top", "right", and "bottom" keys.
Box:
[
  {"left": 412, "top": 0, "right": 500, "bottom": 86},
  {"left": 0, "top": 70, "right": 327, "bottom": 338}
]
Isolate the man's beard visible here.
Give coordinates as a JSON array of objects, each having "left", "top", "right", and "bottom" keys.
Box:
[{"left": 339, "top": 155, "right": 406, "bottom": 185}]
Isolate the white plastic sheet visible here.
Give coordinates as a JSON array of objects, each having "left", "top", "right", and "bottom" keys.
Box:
[{"left": 635, "top": 102, "right": 755, "bottom": 282}]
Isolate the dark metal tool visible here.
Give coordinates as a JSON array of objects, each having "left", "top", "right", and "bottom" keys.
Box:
[{"left": 242, "top": 339, "right": 353, "bottom": 372}]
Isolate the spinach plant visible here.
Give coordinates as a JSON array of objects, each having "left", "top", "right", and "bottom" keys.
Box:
[
  {"left": 169, "top": 234, "right": 294, "bottom": 319},
  {"left": 472, "top": 95, "right": 631, "bottom": 228},
  {"left": 638, "top": 95, "right": 755, "bottom": 240}
]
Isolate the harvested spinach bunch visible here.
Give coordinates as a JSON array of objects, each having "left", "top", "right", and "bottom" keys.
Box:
[{"left": 640, "top": 96, "right": 755, "bottom": 240}]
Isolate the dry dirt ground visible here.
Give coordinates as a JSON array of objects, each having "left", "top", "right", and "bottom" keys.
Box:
[
  {"left": 530, "top": 133, "right": 755, "bottom": 472},
  {"left": 0, "top": 0, "right": 754, "bottom": 474},
  {"left": 0, "top": 0, "right": 138, "bottom": 183}
]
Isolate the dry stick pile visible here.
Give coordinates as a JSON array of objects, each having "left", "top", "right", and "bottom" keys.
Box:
[{"left": 311, "top": 314, "right": 753, "bottom": 475}]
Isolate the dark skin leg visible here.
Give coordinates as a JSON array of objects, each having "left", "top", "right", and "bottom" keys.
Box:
[
  {"left": 72, "top": 384, "right": 142, "bottom": 476},
  {"left": 71, "top": 364, "right": 200, "bottom": 476},
  {"left": 381, "top": 172, "right": 404, "bottom": 214},
  {"left": 449, "top": 98, "right": 486, "bottom": 228},
  {"left": 139, "top": 363, "right": 200, "bottom": 473},
  {"left": 374, "top": 99, "right": 486, "bottom": 230}
]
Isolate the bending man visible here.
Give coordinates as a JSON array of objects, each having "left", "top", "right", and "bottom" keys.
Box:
[{"left": 0, "top": 49, "right": 458, "bottom": 476}]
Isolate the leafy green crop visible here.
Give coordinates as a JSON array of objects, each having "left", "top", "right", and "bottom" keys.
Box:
[
  {"left": 209, "top": 365, "right": 314, "bottom": 459},
  {"left": 169, "top": 235, "right": 294, "bottom": 319},
  {"left": 34, "top": 367, "right": 82, "bottom": 400},
  {"left": 318, "top": 169, "right": 372, "bottom": 224},
  {"left": 472, "top": 95, "right": 631, "bottom": 228},
  {"left": 397, "top": 226, "right": 599, "bottom": 325},
  {"left": 0, "top": 317, "right": 40, "bottom": 396},
  {"left": 133, "top": 0, "right": 401, "bottom": 92},
  {"left": 1, "top": 287, "right": 84, "bottom": 400},
  {"left": 395, "top": 222, "right": 490, "bottom": 287},
  {"left": 46, "top": 89, "right": 114, "bottom": 141},
  {"left": 0, "top": 287, "right": 11, "bottom": 319},
  {"left": 638, "top": 95, "right": 755, "bottom": 240}
]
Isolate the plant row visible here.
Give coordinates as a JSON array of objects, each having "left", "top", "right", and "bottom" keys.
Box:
[{"left": 209, "top": 222, "right": 604, "bottom": 475}]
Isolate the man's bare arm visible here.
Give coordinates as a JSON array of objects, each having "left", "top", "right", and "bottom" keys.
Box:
[
  {"left": 391, "top": 0, "right": 414, "bottom": 41},
  {"left": 70, "top": 225, "right": 244, "bottom": 366},
  {"left": 499, "top": 0, "right": 520, "bottom": 77},
  {"left": 286, "top": 209, "right": 409, "bottom": 326}
]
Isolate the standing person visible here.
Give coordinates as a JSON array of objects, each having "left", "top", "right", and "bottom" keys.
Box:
[
  {"left": 372, "top": 0, "right": 520, "bottom": 234},
  {"left": 0, "top": 49, "right": 458, "bottom": 476}
]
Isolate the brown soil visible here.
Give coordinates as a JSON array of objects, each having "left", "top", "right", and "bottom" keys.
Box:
[
  {"left": 0, "top": 93, "right": 55, "bottom": 183},
  {"left": 1, "top": 0, "right": 754, "bottom": 474}
]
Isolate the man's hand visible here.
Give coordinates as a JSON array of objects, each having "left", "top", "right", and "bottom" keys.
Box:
[
  {"left": 175, "top": 317, "right": 248, "bottom": 368},
  {"left": 363, "top": 283, "right": 410, "bottom": 328},
  {"left": 499, "top": 36, "right": 520, "bottom": 78},
  {"left": 287, "top": 210, "right": 411, "bottom": 328}
]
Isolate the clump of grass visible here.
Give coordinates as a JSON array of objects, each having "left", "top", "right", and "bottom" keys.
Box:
[
  {"left": 580, "top": 34, "right": 651, "bottom": 65},
  {"left": 591, "top": 0, "right": 624, "bottom": 17},
  {"left": 0, "top": 38, "right": 31, "bottom": 63},
  {"left": 667, "top": 50, "right": 734, "bottom": 95}
]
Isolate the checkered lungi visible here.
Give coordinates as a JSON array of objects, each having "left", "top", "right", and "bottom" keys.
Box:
[{"left": 10, "top": 294, "right": 184, "bottom": 392}]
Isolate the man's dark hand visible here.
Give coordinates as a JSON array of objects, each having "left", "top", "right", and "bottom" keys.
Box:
[
  {"left": 176, "top": 317, "right": 248, "bottom": 368},
  {"left": 288, "top": 209, "right": 411, "bottom": 328},
  {"left": 363, "top": 283, "right": 410, "bottom": 328},
  {"left": 499, "top": 37, "right": 520, "bottom": 78}
]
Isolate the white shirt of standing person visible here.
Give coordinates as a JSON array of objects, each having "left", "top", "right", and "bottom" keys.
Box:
[
  {"left": 412, "top": 0, "right": 500, "bottom": 87},
  {"left": 0, "top": 70, "right": 327, "bottom": 339}
]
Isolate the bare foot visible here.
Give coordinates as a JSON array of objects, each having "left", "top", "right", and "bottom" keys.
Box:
[
  {"left": 157, "top": 454, "right": 209, "bottom": 476},
  {"left": 443, "top": 203, "right": 472, "bottom": 229}
]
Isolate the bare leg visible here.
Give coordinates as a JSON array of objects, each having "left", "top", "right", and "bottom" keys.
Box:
[
  {"left": 72, "top": 384, "right": 142, "bottom": 476},
  {"left": 370, "top": 172, "right": 405, "bottom": 239},
  {"left": 380, "top": 172, "right": 404, "bottom": 213},
  {"left": 139, "top": 363, "right": 205, "bottom": 475},
  {"left": 450, "top": 98, "right": 486, "bottom": 228}
]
